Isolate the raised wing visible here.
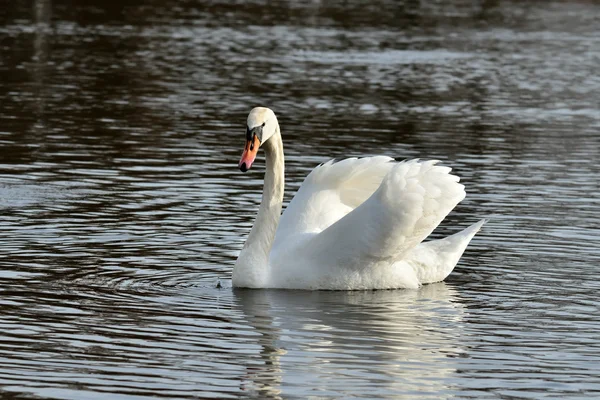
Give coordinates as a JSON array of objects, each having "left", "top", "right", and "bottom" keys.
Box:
[
  {"left": 302, "top": 159, "right": 466, "bottom": 270},
  {"left": 273, "top": 156, "right": 395, "bottom": 249}
]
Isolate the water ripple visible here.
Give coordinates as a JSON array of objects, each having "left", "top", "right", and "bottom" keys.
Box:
[{"left": 1, "top": 0, "right": 600, "bottom": 398}]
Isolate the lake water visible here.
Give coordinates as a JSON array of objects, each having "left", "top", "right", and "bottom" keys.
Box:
[{"left": 1, "top": 0, "right": 599, "bottom": 398}]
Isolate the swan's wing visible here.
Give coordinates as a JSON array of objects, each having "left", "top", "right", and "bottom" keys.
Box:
[
  {"left": 273, "top": 156, "right": 395, "bottom": 247},
  {"left": 305, "top": 159, "right": 466, "bottom": 269}
]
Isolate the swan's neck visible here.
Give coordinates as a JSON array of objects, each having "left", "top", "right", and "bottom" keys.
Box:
[
  {"left": 247, "top": 130, "right": 284, "bottom": 251},
  {"left": 234, "top": 127, "right": 284, "bottom": 287}
]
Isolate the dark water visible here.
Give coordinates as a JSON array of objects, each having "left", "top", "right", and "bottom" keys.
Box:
[{"left": 1, "top": 0, "right": 600, "bottom": 398}]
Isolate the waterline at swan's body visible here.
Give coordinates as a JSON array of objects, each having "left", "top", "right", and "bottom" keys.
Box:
[{"left": 234, "top": 107, "right": 485, "bottom": 290}]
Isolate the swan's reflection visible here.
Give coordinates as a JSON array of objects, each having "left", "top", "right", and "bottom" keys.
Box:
[{"left": 234, "top": 283, "right": 465, "bottom": 398}]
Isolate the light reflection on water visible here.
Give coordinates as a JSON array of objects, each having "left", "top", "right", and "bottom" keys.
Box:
[{"left": 1, "top": 0, "right": 600, "bottom": 398}]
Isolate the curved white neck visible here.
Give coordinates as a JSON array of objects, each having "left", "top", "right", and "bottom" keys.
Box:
[
  {"left": 246, "top": 129, "right": 284, "bottom": 251},
  {"left": 233, "top": 125, "right": 284, "bottom": 287}
]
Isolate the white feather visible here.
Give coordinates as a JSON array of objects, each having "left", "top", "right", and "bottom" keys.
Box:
[{"left": 234, "top": 107, "right": 486, "bottom": 290}]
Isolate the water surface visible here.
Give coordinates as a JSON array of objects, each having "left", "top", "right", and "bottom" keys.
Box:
[{"left": 1, "top": 0, "right": 600, "bottom": 398}]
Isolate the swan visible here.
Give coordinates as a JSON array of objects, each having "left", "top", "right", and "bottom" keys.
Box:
[{"left": 234, "top": 107, "right": 486, "bottom": 290}]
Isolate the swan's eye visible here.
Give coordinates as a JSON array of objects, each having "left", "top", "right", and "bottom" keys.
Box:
[{"left": 246, "top": 124, "right": 264, "bottom": 143}]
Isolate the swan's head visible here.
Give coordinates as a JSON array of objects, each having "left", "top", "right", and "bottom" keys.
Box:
[{"left": 239, "top": 107, "right": 278, "bottom": 172}]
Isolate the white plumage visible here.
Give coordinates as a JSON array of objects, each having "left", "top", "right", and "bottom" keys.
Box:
[{"left": 234, "top": 107, "right": 485, "bottom": 290}]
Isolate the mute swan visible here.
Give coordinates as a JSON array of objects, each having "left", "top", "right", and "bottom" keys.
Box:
[{"left": 234, "top": 107, "right": 485, "bottom": 290}]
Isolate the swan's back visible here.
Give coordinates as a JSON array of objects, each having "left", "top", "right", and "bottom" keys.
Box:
[
  {"left": 274, "top": 156, "right": 395, "bottom": 245},
  {"left": 269, "top": 157, "right": 481, "bottom": 290}
]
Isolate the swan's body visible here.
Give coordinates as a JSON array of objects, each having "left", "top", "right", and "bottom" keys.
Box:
[{"left": 234, "top": 107, "right": 485, "bottom": 290}]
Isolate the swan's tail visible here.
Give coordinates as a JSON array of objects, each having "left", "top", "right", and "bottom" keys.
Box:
[{"left": 406, "top": 219, "right": 487, "bottom": 284}]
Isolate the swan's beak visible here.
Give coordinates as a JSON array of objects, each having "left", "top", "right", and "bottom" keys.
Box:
[{"left": 239, "top": 135, "right": 261, "bottom": 172}]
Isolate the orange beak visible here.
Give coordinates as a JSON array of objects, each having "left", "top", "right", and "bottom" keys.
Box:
[{"left": 239, "top": 135, "right": 261, "bottom": 172}]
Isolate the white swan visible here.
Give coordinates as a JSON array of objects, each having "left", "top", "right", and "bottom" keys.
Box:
[{"left": 234, "top": 107, "right": 485, "bottom": 290}]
